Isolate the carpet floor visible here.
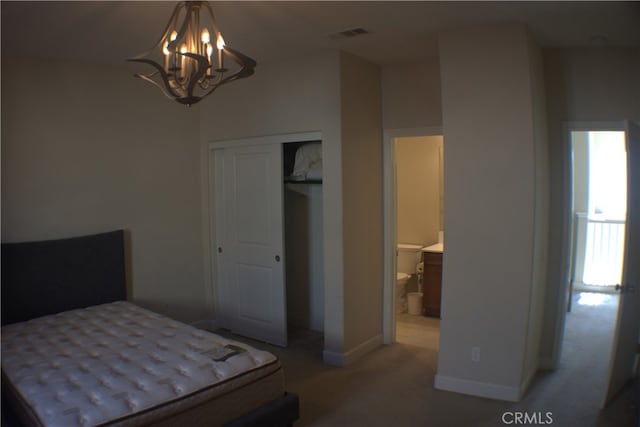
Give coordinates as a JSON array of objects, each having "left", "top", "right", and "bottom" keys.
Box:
[{"left": 215, "top": 291, "right": 638, "bottom": 427}]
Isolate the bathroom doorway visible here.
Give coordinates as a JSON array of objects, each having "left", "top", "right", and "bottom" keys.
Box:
[{"left": 382, "top": 127, "right": 444, "bottom": 348}]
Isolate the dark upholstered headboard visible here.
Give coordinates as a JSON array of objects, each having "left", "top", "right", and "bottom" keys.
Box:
[{"left": 1, "top": 230, "right": 127, "bottom": 326}]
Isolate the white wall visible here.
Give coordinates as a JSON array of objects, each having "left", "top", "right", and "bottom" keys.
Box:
[
  {"left": 381, "top": 58, "right": 442, "bottom": 130},
  {"left": 540, "top": 47, "right": 640, "bottom": 366},
  {"left": 340, "top": 52, "right": 384, "bottom": 355},
  {"left": 435, "top": 24, "right": 547, "bottom": 401},
  {"left": 1, "top": 57, "right": 207, "bottom": 323},
  {"left": 396, "top": 136, "right": 444, "bottom": 246}
]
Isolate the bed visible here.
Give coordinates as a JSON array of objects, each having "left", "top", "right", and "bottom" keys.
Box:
[{"left": 1, "top": 230, "right": 299, "bottom": 427}]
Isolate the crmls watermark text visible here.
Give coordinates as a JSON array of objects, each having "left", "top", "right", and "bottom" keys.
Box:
[{"left": 502, "top": 411, "right": 553, "bottom": 425}]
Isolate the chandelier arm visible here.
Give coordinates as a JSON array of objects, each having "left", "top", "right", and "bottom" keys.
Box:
[
  {"left": 134, "top": 74, "right": 181, "bottom": 101},
  {"left": 216, "top": 71, "right": 243, "bottom": 86},
  {"left": 194, "top": 63, "right": 246, "bottom": 102},
  {"left": 126, "top": 58, "right": 182, "bottom": 99},
  {"left": 128, "top": 2, "right": 185, "bottom": 60},
  {"left": 201, "top": 2, "right": 221, "bottom": 34},
  {"left": 182, "top": 52, "right": 211, "bottom": 96},
  {"left": 190, "top": 47, "right": 256, "bottom": 93},
  {"left": 222, "top": 46, "right": 257, "bottom": 79},
  {"left": 199, "top": 73, "right": 224, "bottom": 90},
  {"left": 168, "top": 2, "right": 194, "bottom": 53},
  {"left": 198, "top": 86, "right": 220, "bottom": 102}
]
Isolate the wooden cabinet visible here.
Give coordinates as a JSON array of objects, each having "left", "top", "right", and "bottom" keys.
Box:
[{"left": 422, "top": 251, "right": 442, "bottom": 318}]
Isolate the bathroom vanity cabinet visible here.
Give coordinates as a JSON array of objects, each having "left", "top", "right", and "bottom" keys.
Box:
[{"left": 422, "top": 249, "right": 443, "bottom": 318}]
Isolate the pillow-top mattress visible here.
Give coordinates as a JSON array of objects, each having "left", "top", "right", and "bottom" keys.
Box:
[{"left": 1, "top": 301, "right": 282, "bottom": 427}]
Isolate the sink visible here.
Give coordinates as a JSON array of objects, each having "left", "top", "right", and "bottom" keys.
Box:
[{"left": 422, "top": 243, "right": 443, "bottom": 253}]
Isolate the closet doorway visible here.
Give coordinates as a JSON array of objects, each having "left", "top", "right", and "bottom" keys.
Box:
[
  {"left": 208, "top": 132, "right": 324, "bottom": 349},
  {"left": 283, "top": 141, "right": 324, "bottom": 341}
]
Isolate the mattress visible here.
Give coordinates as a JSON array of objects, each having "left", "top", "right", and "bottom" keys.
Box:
[{"left": 1, "top": 302, "right": 284, "bottom": 427}]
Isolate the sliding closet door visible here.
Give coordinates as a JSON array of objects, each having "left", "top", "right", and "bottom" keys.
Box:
[{"left": 216, "top": 143, "right": 287, "bottom": 347}]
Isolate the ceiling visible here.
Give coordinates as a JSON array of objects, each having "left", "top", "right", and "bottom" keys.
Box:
[{"left": 2, "top": 1, "right": 639, "bottom": 67}]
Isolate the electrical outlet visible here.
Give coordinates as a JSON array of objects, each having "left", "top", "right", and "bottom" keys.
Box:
[{"left": 471, "top": 346, "right": 481, "bottom": 363}]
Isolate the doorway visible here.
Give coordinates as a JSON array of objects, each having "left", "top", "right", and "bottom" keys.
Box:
[
  {"left": 208, "top": 131, "right": 325, "bottom": 349},
  {"left": 382, "top": 127, "right": 443, "bottom": 346},
  {"left": 394, "top": 135, "right": 443, "bottom": 349},
  {"left": 556, "top": 123, "right": 640, "bottom": 408},
  {"left": 558, "top": 129, "right": 627, "bottom": 406},
  {"left": 283, "top": 141, "right": 325, "bottom": 345},
  {"left": 569, "top": 130, "right": 627, "bottom": 297}
]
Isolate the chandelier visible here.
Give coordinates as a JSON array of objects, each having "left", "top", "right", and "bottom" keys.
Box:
[{"left": 127, "top": 1, "right": 256, "bottom": 106}]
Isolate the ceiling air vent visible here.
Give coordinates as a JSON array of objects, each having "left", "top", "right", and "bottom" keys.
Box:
[{"left": 329, "top": 27, "right": 369, "bottom": 40}]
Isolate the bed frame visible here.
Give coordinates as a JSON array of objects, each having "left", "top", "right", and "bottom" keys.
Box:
[{"left": 1, "top": 230, "right": 299, "bottom": 427}]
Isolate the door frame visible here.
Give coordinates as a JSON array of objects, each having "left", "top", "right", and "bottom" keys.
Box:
[
  {"left": 382, "top": 126, "right": 442, "bottom": 344},
  {"left": 549, "top": 121, "right": 627, "bottom": 367},
  {"left": 207, "top": 131, "right": 322, "bottom": 332}
]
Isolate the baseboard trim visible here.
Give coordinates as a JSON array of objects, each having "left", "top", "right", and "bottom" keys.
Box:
[
  {"left": 191, "top": 319, "right": 219, "bottom": 332},
  {"left": 518, "top": 367, "right": 538, "bottom": 400},
  {"left": 323, "top": 334, "right": 382, "bottom": 367},
  {"left": 434, "top": 374, "right": 521, "bottom": 402},
  {"left": 344, "top": 334, "right": 382, "bottom": 365},
  {"left": 322, "top": 349, "right": 344, "bottom": 367}
]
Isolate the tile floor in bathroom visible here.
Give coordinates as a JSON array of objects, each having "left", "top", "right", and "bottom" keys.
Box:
[{"left": 395, "top": 312, "right": 440, "bottom": 350}]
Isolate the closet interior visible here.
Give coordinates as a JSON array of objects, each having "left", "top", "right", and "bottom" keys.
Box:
[{"left": 283, "top": 141, "right": 324, "bottom": 339}]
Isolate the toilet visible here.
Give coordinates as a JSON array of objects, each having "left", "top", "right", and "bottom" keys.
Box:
[{"left": 396, "top": 243, "right": 423, "bottom": 314}]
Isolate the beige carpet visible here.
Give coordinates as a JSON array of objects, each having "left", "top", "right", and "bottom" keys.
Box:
[
  {"left": 396, "top": 312, "right": 440, "bottom": 350},
  {"left": 214, "top": 291, "right": 638, "bottom": 427}
]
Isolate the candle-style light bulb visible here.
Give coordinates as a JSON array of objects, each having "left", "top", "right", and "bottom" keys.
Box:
[
  {"left": 167, "top": 31, "right": 179, "bottom": 73},
  {"left": 201, "top": 29, "right": 210, "bottom": 44},
  {"left": 216, "top": 34, "right": 225, "bottom": 70},
  {"left": 163, "top": 41, "right": 170, "bottom": 71},
  {"left": 201, "top": 29, "right": 211, "bottom": 57},
  {"left": 180, "top": 43, "right": 188, "bottom": 78},
  {"left": 216, "top": 34, "right": 225, "bottom": 50},
  {"left": 206, "top": 43, "right": 214, "bottom": 75}
]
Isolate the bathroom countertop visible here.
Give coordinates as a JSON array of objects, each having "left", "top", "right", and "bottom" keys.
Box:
[{"left": 422, "top": 243, "right": 443, "bottom": 253}]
